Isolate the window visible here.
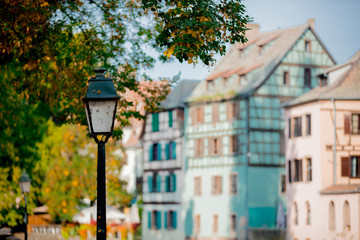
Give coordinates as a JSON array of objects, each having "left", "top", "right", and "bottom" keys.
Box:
[
  {"left": 212, "top": 104, "right": 219, "bottom": 123},
  {"left": 212, "top": 214, "right": 218, "bottom": 234},
  {"left": 230, "top": 135, "right": 239, "bottom": 154},
  {"left": 150, "top": 210, "right": 161, "bottom": 229},
  {"left": 351, "top": 114, "right": 360, "bottom": 134},
  {"left": 304, "top": 40, "right": 311, "bottom": 52},
  {"left": 288, "top": 118, "right": 292, "bottom": 138},
  {"left": 150, "top": 143, "right": 161, "bottom": 161},
  {"left": 194, "top": 139, "right": 204, "bottom": 157},
  {"left": 149, "top": 172, "right": 161, "bottom": 192},
  {"left": 329, "top": 201, "right": 335, "bottom": 230},
  {"left": 165, "top": 173, "right": 176, "bottom": 192},
  {"left": 229, "top": 173, "right": 237, "bottom": 194},
  {"left": 194, "top": 215, "right": 201, "bottom": 234},
  {"left": 294, "top": 202, "right": 298, "bottom": 225},
  {"left": 342, "top": 156, "right": 360, "bottom": 178},
  {"left": 283, "top": 71, "right": 289, "bottom": 85},
  {"left": 212, "top": 176, "right": 222, "bottom": 195},
  {"left": 281, "top": 175, "right": 286, "bottom": 193},
  {"left": 343, "top": 201, "right": 350, "bottom": 231},
  {"left": 168, "top": 110, "right": 173, "bottom": 127},
  {"left": 306, "top": 202, "right": 311, "bottom": 225},
  {"left": 194, "top": 176, "right": 202, "bottom": 196},
  {"left": 230, "top": 214, "right": 236, "bottom": 233},
  {"left": 259, "top": 45, "right": 264, "bottom": 55},
  {"left": 304, "top": 68, "right": 311, "bottom": 87},
  {"left": 294, "top": 159, "right": 303, "bottom": 182},
  {"left": 206, "top": 80, "right": 214, "bottom": 90},
  {"left": 210, "top": 137, "right": 221, "bottom": 156},
  {"left": 166, "top": 210, "right": 177, "bottom": 229},
  {"left": 306, "top": 114, "right": 311, "bottom": 135},
  {"left": 306, "top": 158, "right": 312, "bottom": 181},
  {"left": 294, "top": 116, "right": 302, "bottom": 137},
  {"left": 152, "top": 113, "right": 159, "bottom": 132},
  {"left": 166, "top": 141, "right": 176, "bottom": 160},
  {"left": 351, "top": 156, "right": 360, "bottom": 178}
]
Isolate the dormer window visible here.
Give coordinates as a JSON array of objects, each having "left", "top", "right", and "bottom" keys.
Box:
[
  {"left": 319, "top": 74, "right": 328, "bottom": 87},
  {"left": 259, "top": 45, "right": 264, "bottom": 55},
  {"left": 206, "top": 80, "right": 214, "bottom": 90},
  {"left": 240, "top": 74, "right": 247, "bottom": 85},
  {"left": 305, "top": 40, "right": 311, "bottom": 52}
]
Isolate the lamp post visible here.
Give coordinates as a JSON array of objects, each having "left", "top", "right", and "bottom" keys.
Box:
[
  {"left": 19, "top": 171, "right": 31, "bottom": 240},
  {"left": 83, "top": 68, "right": 120, "bottom": 240}
]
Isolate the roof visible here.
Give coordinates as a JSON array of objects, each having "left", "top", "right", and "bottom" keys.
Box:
[
  {"left": 160, "top": 80, "right": 200, "bottom": 109},
  {"left": 320, "top": 184, "right": 360, "bottom": 195},
  {"left": 187, "top": 20, "right": 335, "bottom": 103},
  {"left": 284, "top": 49, "right": 360, "bottom": 108}
]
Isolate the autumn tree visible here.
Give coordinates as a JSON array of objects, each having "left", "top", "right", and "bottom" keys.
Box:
[{"left": 0, "top": 0, "right": 249, "bottom": 225}]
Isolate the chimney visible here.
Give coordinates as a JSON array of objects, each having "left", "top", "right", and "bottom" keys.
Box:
[{"left": 307, "top": 18, "right": 315, "bottom": 30}]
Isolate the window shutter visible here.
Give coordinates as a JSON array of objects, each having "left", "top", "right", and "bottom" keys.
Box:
[
  {"left": 152, "top": 113, "right": 159, "bottom": 132},
  {"left": 172, "top": 142, "right": 176, "bottom": 159},
  {"left": 168, "top": 111, "right": 173, "bottom": 127},
  {"left": 157, "top": 143, "right": 162, "bottom": 160},
  {"left": 172, "top": 174, "right": 177, "bottom": 192},
  {"left": 164, "top": 212, "right": 168, "bottom": 229},
  {"left": 212, "top": 104, "right": 219, "bottom": 123},
  {"left": 288, "top": 160, "right": 292, "bottom": 183},
  {"left": 157, "top": 211, "right": 161, "bottom": 229},
  {"left": 165, "top": 143, "right": 169, "bottom": 160},
  {"left": 165, "top": 176, "right": 169, "bottom": 192},
  {"left": 173, "top": 211, "right": 177, "bottom": 229},
  {"left": 148, "top": 212, "right": 152, "bottom": 229},
  {"left": 149, "top": 145, "right": 153, "bottom": 161},
  {"left": 227, "top": 102, "right": 234, "bottom": 121},
  {"left": 341, "top": 157, "right": 350, "bottom": 177},
  {"left": 148, "top": 176, "right": 153, "bottom": 192},
  {"left": 344, "top": 114, "right": 350, "bottom": 134},
  {"left": 299, "top": 159, "right": 303, "bottom": 181},
  {"left": 235, "top": 101, "right": 240, "bottom": 120}
]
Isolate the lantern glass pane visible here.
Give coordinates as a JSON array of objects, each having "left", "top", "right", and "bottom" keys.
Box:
[
  {"left": 19, "top": 180, "right": 31, "bottom": 193},
  {"left": 88, "top": 100, "right": 116, "bottom": 134},
  {"left": 85, "top": 104, "right": 92, "bottom": 134}
]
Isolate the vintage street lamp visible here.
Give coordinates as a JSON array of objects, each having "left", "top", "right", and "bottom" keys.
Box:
[
  {"left": 19, "top": 171, "right": 31, "bottom": 240},
  {"left": 83, "top": 68, "right": 120, "bottom": 239}
]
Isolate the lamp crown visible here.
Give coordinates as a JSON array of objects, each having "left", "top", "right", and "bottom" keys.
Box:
[
  {"left": 94, "top": 68, "right": 107, "bottom": 77},
  {"left": 20, "top": 171, "right": 31, "bottom": 182}
]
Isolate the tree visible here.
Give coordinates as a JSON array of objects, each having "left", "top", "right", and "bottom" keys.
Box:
[
  {"left": 38, "top": 122, "right": 131, "bottom": 222},
  {"left": 0, "top": 0, "right": 249, "bottom": 225}
]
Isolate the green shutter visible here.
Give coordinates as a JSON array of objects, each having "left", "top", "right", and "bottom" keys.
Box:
[
  {"left": 164, "top": 211, "right": 168, "bottom": 229},
  {"left": 169, "top": 111, "right": 173, "bottom": 127},
  {"left": 149, "top": 145, "right": 153, "bottom": 161},
  {"left": 172, "top": 142, "right": 176, "bottom": 159},
  {"left": 152, "top": 113, "right": 159, "bottom": 132},
  {"left": 148, "top": 176, "right": 153, "bottom": 192},
  {"left": 156, "top": 211, "right": 161, "bottom": 229},
  {"left": 157, "top": 143, "right": 162, "bottom": 160},
  {"left": 148, "top": 212, "right": 151, "bottom": 229},
  {"left": 165, "top": 176, "right": 170, "bottom": 192},
  {"left": 172, "top": 174, "right": 176, "bottom": 192},
  {"left": 173, "top": 211, "right": 177, "bottom": 229},
  {"left": 157, "top": 174, "right": 161, "bottom": 192},
  {"left": 165, "top": 143, "right": 169, "bottom": 160}
]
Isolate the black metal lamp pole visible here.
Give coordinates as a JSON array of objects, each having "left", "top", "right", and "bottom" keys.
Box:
[
  {"left": 19, "top": 171, "right": 31, "bottom": 240},
  {"left": 83, "top": 68, "right": 120, "bottom": 240}
]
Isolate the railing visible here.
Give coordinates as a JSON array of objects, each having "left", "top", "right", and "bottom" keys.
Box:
[{"left": 31, "top": 225, "right": 61, "bottom": 235}]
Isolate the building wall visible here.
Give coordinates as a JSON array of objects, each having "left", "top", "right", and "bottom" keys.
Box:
[
  {"left": 286, "top": 100, "right": 360, "bottom": 240},
  {"left": 142, "top": 109, "right": 185, "bottom": 240}
]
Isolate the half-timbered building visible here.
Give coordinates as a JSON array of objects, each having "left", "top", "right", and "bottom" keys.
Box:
[{"left": 183, "top": 20, "right": 336, "bottom": 239}]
